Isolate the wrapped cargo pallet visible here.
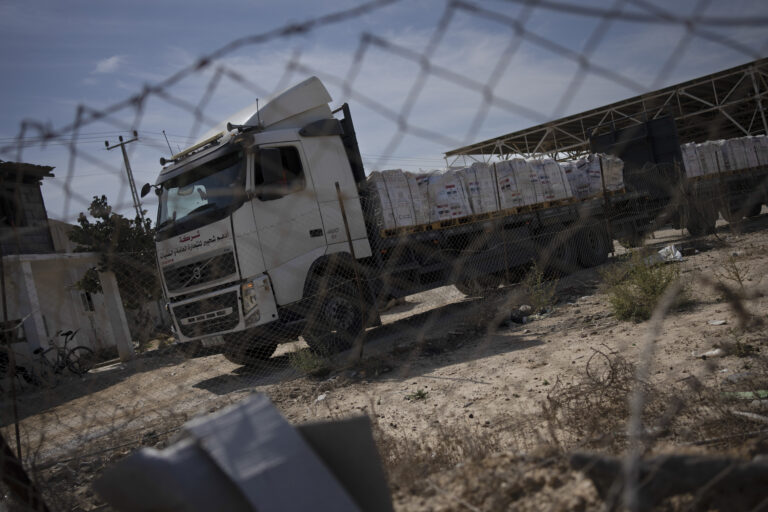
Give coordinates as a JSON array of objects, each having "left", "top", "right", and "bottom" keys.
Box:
[
  {"left": 418, "top": 170, "right": 472, "bottom": 222},
  {"left": 696, "top": 141, "right": 724, "bottom": 175},
  {"left": 459, "top": 162, "right": 500, "bottom": 215},
  {"left": 741, "top": 137, "right": 760, "bottom": 169},
  {"left": 495, "top": 158, "right": 539, "bottom": 208},
  {"left": 680, "top": 143, "right": 703, "bottom": 178},
  {"left": 366, "top": 170, "right": 416, "bottom": 230},
  {"left": 527, "top": 157, "right": 573, "bottom": 202},
  {"left": 563, "top": 158, "right": 592, "bottom": 199},
  {"left": 600, "top": 154, "right": 625, "bottom": 192},
  {"left": 405, "top": 172, "right": 430, "bottom": 225},
  {"left": 755, "top": 135, "right": 768, "bottom": 166},
  {"left": 721, "top": 138, "right": 749, "bottom": 171}
]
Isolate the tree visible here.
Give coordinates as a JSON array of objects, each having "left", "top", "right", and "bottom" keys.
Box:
[{"left": 69, "top": 195, "right": 162, "bottom": 310}]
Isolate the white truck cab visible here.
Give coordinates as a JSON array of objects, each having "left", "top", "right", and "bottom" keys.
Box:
[{"left": 152, "top": 77, "right": 373, "bottom": 362}]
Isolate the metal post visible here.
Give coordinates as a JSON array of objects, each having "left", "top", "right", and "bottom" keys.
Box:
[
  {"left": 750, "top": 69, "right": 768, "bottom": 135},
  {"left": 106, "top": 132, "right": 143, "bottom": 221},
  {"left": 0, "top": 432, "right": 50, "bottom": 512},
  {"left": 492, "top": 162, "right": 511, "bottom": 284}
]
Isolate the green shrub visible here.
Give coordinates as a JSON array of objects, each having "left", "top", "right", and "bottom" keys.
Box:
[
  {"left": 521, "top": 263, "right": 558, "bottom": 313},
  {"left": 602, "top": 252, "right": 685, "bottom": 322},
  {"left": 288, "top": 348, "right": 331, "bottom": 378}
]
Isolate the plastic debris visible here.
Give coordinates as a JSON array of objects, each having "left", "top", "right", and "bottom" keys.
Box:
[
  {"left": 707, "top": 319, "right": 727, "bottom": 326},
  {"left": 646, "top": 244, "right": 684, "bottom": 265},
  {"left": 700, "top": 348, "right": 726, "bottom": 359}
]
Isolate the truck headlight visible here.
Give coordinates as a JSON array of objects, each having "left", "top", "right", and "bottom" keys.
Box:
[{"left": 241, "top": 279, "right": 261, "bottom": 321}]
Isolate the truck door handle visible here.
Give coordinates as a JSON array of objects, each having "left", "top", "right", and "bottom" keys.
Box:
[{"left": 309, "top": 228, "right": 323, "bottom": 238}]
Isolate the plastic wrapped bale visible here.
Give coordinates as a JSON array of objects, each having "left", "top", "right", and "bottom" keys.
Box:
[
  {"left": 696, "top": 141, "right": 725, "bottom": 175},
  {"left": 741, "top": 137, "right": 760, "bottom": 169},
  {"left": 546, "top": 158, "right": 573, "bottom": 200},
  {"left": 527, "top": 158, "right": 556, "bottom": 203},
  {"left": 563, "top": 158, "right": 592, "bottom": 199},
  {"left": 754, "top": 135, "right": 768, "bottom": 166},
  {"left": 459, "top": 162, "right": 500, "bottom": 215},
  {"left": 495, "top": 159, "right": 524, "bottom": 209},
  {"left": 681, "top": 143, "right": 703, "bottom": 178},
  {"left": 366, "top": 170, "right": 416, "bottom": 230},
  {"left": 721, "top": 138, "right": 749, "bottom": 171},
  {"left": 404, "top": 171, "right": 430, "bottom": 226},
  {"left": 599, "top": 154, "right": 625, "bottom": 192},
  {"left": 582, "top": 154, "right": 606, "bottom": 196},
  {"left": 418, "top": 170, "right": 472, "bottom": 222},
  {"left": 497, "top": 157, "right": 539, "bottom": 207}
]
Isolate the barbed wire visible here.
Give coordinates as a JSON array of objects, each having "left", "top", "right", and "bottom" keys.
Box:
[{"left": 2, "top": 0, "right": 768, "bottom": 510}]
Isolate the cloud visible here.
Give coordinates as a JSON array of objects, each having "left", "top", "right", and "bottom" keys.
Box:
[{"left": 93, "top": 55, "right": 125, "bottom": 74}]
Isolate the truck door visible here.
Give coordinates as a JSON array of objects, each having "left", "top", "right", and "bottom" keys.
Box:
[{"left": 250, "top": 143, "right": 326, "bottom": 303}]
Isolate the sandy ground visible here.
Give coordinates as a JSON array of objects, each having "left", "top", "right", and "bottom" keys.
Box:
[{"left": 3, "top": 214, "right": 768, "bottom": 510}]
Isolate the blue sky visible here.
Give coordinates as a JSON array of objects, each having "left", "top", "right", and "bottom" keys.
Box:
[{"left": 1, "top": 0, "right": 767, "bottom": 221}]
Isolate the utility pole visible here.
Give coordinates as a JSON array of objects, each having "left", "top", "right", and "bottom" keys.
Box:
[{"left": 105, "top": 131, "right": 143, "bottom": 221}]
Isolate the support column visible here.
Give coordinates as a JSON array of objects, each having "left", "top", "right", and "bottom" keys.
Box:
[{"left": 98, "top": 270, "right": 135, "bottom": 361}]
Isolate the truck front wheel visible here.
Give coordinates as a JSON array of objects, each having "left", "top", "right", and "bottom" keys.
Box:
[{"left": 303, "top": 279, "right": 364, "bottom": 356}]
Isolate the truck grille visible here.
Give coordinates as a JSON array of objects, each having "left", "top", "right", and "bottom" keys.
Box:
[
  {"left": 163, "top": 252, "right": 236, "bottom": 291},
  {"left": 174, "top": 291, "right": 239, "bottom": 337}
]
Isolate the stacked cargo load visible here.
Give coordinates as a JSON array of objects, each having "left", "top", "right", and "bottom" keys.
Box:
[
  {"left": 755, "top": 135, "right": 768, "bottom": 166},
  {"left": 527, "top": 156, "right": 573, "bottom": 202},
  {"left": 680, "top": 143, "right": 703, "bottom": 177},
  {"left": 495, "top": 158, "right": 537, "bottom": 209},
  {"left": 680, "top": 136, "right": 767, "bottom": 178},
  {"left": 365, "top": 152, "right": 626, "bottom": 232},
  {"left": 599, "top": 154, "right": 625, "bottom": 192},
  {"left": 458, "top": 162, "right": 500, "bottom": 214},
  {"left": 366, "top": 170, "right": 417, "bottom": 230},
  {"left": 418, "top": 170, "right": 472, "bottom": 222},
  {"left": 562, "top": 154, "right": 624, "bottom": 199},
  {"left": 405, "top": 171, "right": 430, "bottom": 225}
]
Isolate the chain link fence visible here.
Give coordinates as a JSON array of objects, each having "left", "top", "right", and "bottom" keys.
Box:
[{"left": 2, "top": 1, "right": 768, "bottom": 510}]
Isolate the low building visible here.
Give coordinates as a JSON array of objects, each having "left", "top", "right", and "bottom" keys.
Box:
[{"left": 0, "top": 160, "right": 133, "bottom": 371}]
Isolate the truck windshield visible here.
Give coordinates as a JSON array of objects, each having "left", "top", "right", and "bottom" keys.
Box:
[{"left": 157, "top": 149, "right": 245, "bottom": 234}]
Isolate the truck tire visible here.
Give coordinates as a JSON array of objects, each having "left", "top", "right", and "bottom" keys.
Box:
[
  {"left": 222, "top": 334, "right": 278, "bottom": 366},
  {"left": 685, "top": 203, "right": 717, "bottom": 236},
  {"left": 303, "top": 278, "right": 364, "bottom": 356},
  {"left": 538, "top": 226, "right": 576, "bottom": 277},
  {"left": 576, "top": 225, "right": 610, "bottom": 268},
  {"left": 746, "top": 202, "right": 763, "bottom": 218}
]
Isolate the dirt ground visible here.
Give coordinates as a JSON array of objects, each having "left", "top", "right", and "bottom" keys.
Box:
[{"left": 3, "top": 214, "right": 768, "bottom": 511}]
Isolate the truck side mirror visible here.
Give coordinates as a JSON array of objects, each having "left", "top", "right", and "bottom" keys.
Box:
[{"left": 140, "top": 183, "right": 152, "bottom": 198}]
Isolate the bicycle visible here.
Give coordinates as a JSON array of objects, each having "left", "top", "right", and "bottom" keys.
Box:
[{"left": 32, "top": 329, "right": 96, "bottom": 383}]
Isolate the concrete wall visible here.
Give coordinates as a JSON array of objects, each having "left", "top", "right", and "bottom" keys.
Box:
[{"left": 1, "top": 253, "right": 134, "bottom": 367}]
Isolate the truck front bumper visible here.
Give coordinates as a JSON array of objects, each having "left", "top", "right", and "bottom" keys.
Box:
[{"left": 169, "top": 274, "right": 278, "bottom": 343}]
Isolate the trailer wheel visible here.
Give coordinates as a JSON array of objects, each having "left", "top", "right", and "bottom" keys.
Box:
[
  {"left": 538, "top": 227, "right": 576, "bottom": 277},
  {"left": 746, "top": 202, "right": 764, "bottom": 218},
  {"left": 222, "top": 336, "right": 278, "bottom": 366},
  {"left": 303, "top": 278, "right": 364, "bottom": 356},
  {"left": 685, "top": 203, "right": 717, "bottom": 236},
  {"left": 577, "top": 225, "right": 610, "bottom": 268},
  {"left": 719, "top": 206, "right": 743, "bottom": 224}
]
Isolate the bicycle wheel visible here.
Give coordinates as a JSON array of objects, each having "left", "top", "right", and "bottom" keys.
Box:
[
  {"left": 37, "top": 349, "right": 59, "bottom": 387},
  {"left": 67, "top": 346, "right": 96, "bottom": 375}
]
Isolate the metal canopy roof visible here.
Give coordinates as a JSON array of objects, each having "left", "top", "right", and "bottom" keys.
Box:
[{"left": 445, "top": 57, "right": 768, "bottom": 162}]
